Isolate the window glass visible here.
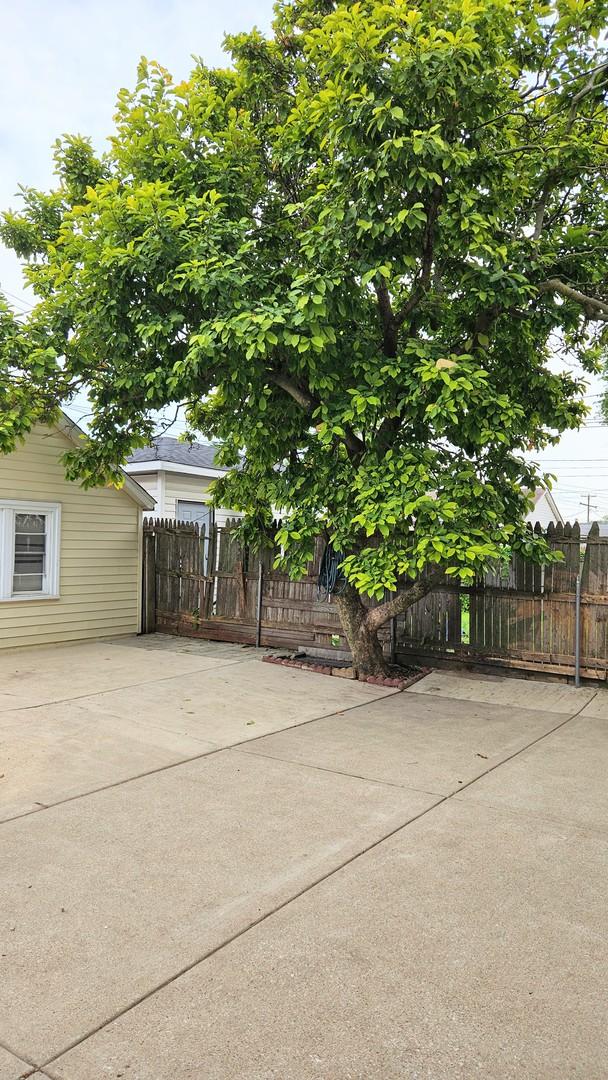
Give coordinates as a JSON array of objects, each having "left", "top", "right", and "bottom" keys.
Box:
[
  {"left": 13, "top": 512, "right": 46, "bottom": 593},
  {"left": 176, "top": 501, "right": 212, "bottom": 527}
]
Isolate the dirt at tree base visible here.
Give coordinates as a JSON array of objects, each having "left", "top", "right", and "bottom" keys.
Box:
[{"left": 262, "top": 653, "right": 429, "bottom": 690}]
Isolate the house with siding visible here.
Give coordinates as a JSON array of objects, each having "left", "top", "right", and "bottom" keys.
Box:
[
  {"left": 124, "top": 437, "right": 238, "bottom": 527},
  {"left": 0, "top": 415, "right": 154, "bottom": 651},
  {"left": 126, "top": 441, "right": 562, "bottom": 534},
  {"left": 526, "top": 487, "right": 563, "bottom": 528}
]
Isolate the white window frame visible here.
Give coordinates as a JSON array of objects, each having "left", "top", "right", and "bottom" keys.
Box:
[{"left": 0, "top": 500, "right": 61, "bottom": 601}]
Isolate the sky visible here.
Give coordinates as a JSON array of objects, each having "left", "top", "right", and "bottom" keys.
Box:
[{"left": 0, "top": 0, "right": 605, "bottom": 522}]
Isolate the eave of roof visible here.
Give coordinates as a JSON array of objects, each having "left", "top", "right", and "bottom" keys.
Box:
[
  {"left": 124, "top": 459, "right": 227, "bottom": 480},
  {"left": 56, "top": 413, "right": 156, "bottom": 510}
]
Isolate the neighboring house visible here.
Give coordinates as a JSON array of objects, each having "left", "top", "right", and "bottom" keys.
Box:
[
  {"left": 125, "top": 436, "right": 565, "bottom": 536},
  {"left": 0, "top": 415, "right": 154, "bottom": 651},
  {"left": 124, "top": 437, "right": 238, "bottom": 528},
  {"left": 526, "top": 487, "right": 564, "bottom": 527}
]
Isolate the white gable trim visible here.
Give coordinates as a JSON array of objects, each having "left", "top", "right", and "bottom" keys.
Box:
[
  {"left": 542, "top": 488, "right": 564, "bottom": 525},
  {"left": 124, "top": 459, "right": 227, "bottom": 480},
  {"left": 56, "top": 413, "right": 155, "bottom": 510},
  {"left": 533, "top": 487, "right": 564, "bottom": 525}
]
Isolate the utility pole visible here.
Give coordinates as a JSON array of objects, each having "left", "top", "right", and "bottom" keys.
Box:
[{"left": 580, "top": 495, "right": 598, "bottom": 523}]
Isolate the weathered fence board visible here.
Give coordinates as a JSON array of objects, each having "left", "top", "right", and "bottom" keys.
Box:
[{"left": 142, "top": 518, "right": 608, "bottom": 681}]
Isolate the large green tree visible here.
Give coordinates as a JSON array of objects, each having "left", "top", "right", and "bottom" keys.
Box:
[{"left": 2, "top": 0, "right": 608, "bottom": 674}]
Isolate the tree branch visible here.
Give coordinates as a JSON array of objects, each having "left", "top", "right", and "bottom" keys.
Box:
[
  {"left": 473, "top": 59, "right": 608, "bottom": 135},
  {"left": 374, "top": 281, "right": 397, "bottom": 358},
  {"left": 471, "top": 303, "right": 502, "bottom": 343},
  {"left": 536, "top": 279, "right": 608, "bottom": 321},
  {"left": 268, "top": 370, "right": 317, "bottom": 410},
  {"left": 568, "top": 62, "right": 608, "bottom": 113},
  {"left": 532, "top": 63, "right": 608, "bottom": 240},
  {"left": 268, "top": 370, "right": 365, "bottom": 455},
  {"left": 395, "top": 184, "right": 443, "bottom": 328},
  {"left": 543, "top": 184, "right": 574, "bottom": 232},
  {"left": 496, "top": 143, "right": 563, "bottom": 158},
  {"left": 533, "top": 179, "right": 553, "bottom": 241},
  {"left": 365, "top": 569, "right": 444, "bottom": 631}
]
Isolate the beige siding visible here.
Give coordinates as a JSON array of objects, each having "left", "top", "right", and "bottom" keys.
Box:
[
  {"left": 130, "top": 469, "right": 239, "bottom": 527},
  {"left": 131, "top": 472, "right": 159, "bottom": 517},
  {"left": 163, "top": 472, "right": 213, "bottom": 519},
  {"left": 0, "top": 425, "right": 142, "bottom": 650}
]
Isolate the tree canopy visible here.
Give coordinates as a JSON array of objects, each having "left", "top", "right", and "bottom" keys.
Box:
[{"left": 1, "top": 0, "right": 608, "bottom": 668}]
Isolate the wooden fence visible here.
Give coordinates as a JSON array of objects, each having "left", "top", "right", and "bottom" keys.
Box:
[{"left": 142, "top": 518, "right": 608, "bottom": 681}]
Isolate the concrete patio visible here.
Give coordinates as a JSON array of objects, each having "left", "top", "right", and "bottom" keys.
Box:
[{"left": 0, "top": 635, "right": 606, "bottom": 1079}]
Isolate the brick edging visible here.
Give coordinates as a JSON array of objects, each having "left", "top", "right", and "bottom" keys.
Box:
[{"left": 262, "top": 654, "right": 430, "bottom": 691}]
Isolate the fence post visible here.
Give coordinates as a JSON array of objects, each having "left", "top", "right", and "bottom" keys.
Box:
[
  {"left": 142, "top": 526, "right": 156, "bottom": 634},
  {"left": 211, "top": 525, "right": 220, "bottom": 617},
  {"left": 256, "top": 556, "right": 264, "bottom": 649},
  {"left": 574, "top": 573, "right": 581, "bottom": 688},
  {"left": 389, "top": 616, "right": 396, "bottom": 664}
]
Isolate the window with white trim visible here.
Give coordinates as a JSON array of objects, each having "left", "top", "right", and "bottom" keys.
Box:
[{"left": 0, "top": 501, "right": 61, "bottom": 601}]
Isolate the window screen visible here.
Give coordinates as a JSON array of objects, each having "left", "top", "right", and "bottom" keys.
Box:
[{"left": 13, "top": 512, "right": 47, "bottom": 593}]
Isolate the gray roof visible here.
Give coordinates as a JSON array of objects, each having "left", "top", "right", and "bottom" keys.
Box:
[{"left": 127, "top": 436, "right": 228, "bottom": 471}]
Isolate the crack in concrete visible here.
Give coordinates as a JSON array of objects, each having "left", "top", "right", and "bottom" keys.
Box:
[
  {"left": 0, "top": 654, "right": 249, "bottom": 716},
  {"left": 232, "top": 744, "right": 445, "bottom": 797},
  {"left": 0, "top": 686, "right": 399, "bottom": 826},
  {"left": 0, "top": 1036, "right": 37, "bottom": 1074}
]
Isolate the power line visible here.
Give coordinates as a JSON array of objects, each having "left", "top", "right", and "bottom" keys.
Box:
[{"left": 1, "top": 289, "right": 34, "bottom": 312}]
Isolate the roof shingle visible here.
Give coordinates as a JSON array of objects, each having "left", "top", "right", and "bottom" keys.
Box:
[{"left": 127, "top": 436, "right": 227, "bottom": 471}]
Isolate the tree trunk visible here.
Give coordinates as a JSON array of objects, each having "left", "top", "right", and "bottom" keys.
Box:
[
  {"left": 335, "top": 571, "right": 444, "bottom": 680},
  {"left": 336, "top": 583, "right": 390, "bottom": 678}
]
